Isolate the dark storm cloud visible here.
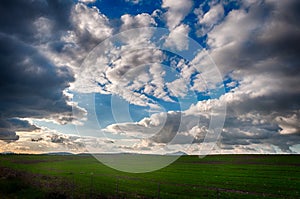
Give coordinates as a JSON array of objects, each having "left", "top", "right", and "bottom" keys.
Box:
[
  {"left": 0, "top": 0, "right": 108, "bottom": 66},
  {"left": 0, "top": 0, "right": 82, "bottom": 139},
  {"left": 221, "top": 127, "right": 300, "bottom": 153},
  {"left": 0, "top": 118, "right": 38, "bottom": 132},
  {"left": 0, "top": 131, "right": 19, "bottom": 142},
  {"left": 0, "top": 33, "right": 74, "bottom": 119},
  {"left": 0, "top": 0, "right": 73, "bottom": 43}
]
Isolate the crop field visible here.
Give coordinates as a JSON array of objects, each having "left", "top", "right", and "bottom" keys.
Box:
[{"left": 0, "top": 154, "right": 299, "bottom": 198}]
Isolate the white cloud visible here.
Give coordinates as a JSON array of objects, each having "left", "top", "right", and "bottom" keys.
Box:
[
  {"left": 36, "top": 2, "right": 114, "bottom": 72},
  {"left": 147, "top": 63, "right": 174, "bottom": 102},
  {"left": 0, "top": 129, "right": 86, "bottom": 154},
  {"left": 195, "top": 4, "right": 224, "bottom": 36},
  {"left": 276, "top": 114, "right": 300, "bottom": 135},
  {"left": 79, "top": 0, "right": 97, "bottom": 3},
  {"left": 72, "top": 22, "right": 194, "bottom": 108},
  {"left": 206, "top": 9, "right": 258, "bottom": 49},
  {"left": 164, "top": 23, "right": 190, "bottom": 51},
  {"left": 189, "top": 50, "right": 223, "bottom": 92},
  {"left": 204, "top": 0, "right": 300, "bottom": 112},
  {"left": 121, "top": 13, "right": 157, "bottom": 30},
  {"left": 71, "top": 3, "right": 112, "bottom": 41},
  {"left": 162, "top": 0, "right": 193, "bottom": 29},
  {"left": 104, "top": 49, "right": 165, "bottom": 107},
  {"left": 166, "top": 78, "right": 188, "bottom": 98}
]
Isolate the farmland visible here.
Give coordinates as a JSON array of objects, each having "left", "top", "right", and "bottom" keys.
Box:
[{"left": 0, "top": 154, "right": 299, "bottom": 198}]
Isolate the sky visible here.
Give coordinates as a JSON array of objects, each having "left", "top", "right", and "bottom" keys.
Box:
[{"left": 0, "top": 0, "right": 300, "bottom": 155}]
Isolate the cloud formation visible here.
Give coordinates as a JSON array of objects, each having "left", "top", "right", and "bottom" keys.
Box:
[
  {"left": 195, "top": 0, "right": 300, "bottom": 152},
  {"left": 194, "top": 2, "right": 224, "bottom": 36},
  {"left": 162, "top": 0, "right": 193, "bottom": 29},
  {"left": 94, "top": 0, "right": 300, "bottom": 154},
  {"left": 0, "top": 0, "right": 299, "bottom": 154},
  {"left": 0, "top": 0, "right": 88, "bottom": 140}
]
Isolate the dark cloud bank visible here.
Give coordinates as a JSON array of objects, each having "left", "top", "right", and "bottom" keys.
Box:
[
  {"left": 196, "top": 0, "right": 300, "bottom": 152},
  {"left": 0, "top": 0, "right": 78, "bottom": 141}
]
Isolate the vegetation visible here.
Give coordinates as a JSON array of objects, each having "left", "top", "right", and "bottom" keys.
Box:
[{"left": 0, "top": 154, "right": 299, "bottom": 198}]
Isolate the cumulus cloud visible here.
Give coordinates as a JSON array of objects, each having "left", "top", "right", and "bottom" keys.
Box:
[
  {"left": 162, "top": 0, "right": 193, "bottom": 29},
  {"left": 76, "top": 47, "right": 165, "bottom": 106},
  {"left": 199, "top": 4, "right": 224, "bottom": 25},
  {"left": 101, "top": 102, "right": 213, "bottom": 154},
  {"left": 205, "top": 0, "right": 300, "bottom": 112},
  {"left": 195, "top": 3, "right": 224, "bottom": 36},
  {"left": 186, "top": 0, "right": 300, "bottom": 152},
  {"left": 164, "top": 23, "right": 190, "bottom": 51},
  {"left": 121, "top": 13, "right": 157, "bottom": 30},
  {"left": 39, "top": 2, "right": 113, "bottom": 70},
  {"left": 71, "top": 3, "right": 112, "bottom": 41}
]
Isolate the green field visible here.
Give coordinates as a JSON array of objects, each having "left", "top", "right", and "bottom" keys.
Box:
[{"left": 0, "top": 154, "right": 299, "bottom": 198}]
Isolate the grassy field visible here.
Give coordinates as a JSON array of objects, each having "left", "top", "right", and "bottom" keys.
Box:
[{"left": 0, "top": 154, "right": 299, "bottom": 198}]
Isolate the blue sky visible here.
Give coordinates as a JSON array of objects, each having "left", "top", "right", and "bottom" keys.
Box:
[{"left": 0, "top": 0, "right": 300, "bottom": 154}]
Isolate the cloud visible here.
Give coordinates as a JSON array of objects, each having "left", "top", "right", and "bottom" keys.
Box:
[
  {"left": 71, "top": 3, "right": 112, "bottom": 41},
  {"left": 50, "top": 134, "right": 65, "bottom": 143},
  {"left": 1, "top": 0, "right": 299, "bottom": 155},
  {"left": 0, "top": 118, "right": 38, "bottom": 142},
  {"left": 195, "top": 3, "right": 224, "bottom": 36},
  {"left": 149, "top": 112, "right": 181, "bottom": 143},
  {"left": 73, "top": 37, "right": 169, "bottom": 107},
  {"left": 205, "top": 0, "right": 300, "bottom": 111},
  {"left": 102, "top": 104, "right": 210, "bottom": 153},
  {"left": 0, "top": 0, "right": 90, "bottom": 140},
  {"left": 79, "top": 0, "right": 97, "bottom": 3},
  {"left": 0, "top": 0, "right": 73, "bottom": 43},
  {"left": 162, "top": 0, "right": 193, "bottom": 29},
  {"left": 166, "top": 78, "right": 188, "bottom": 98},
  {"left": 164, "top": 23, "right": 190, "bottom": 51},
  {"left": 0, "top": 129, "right": 85, "bottom": 154},
  {"left": 199, "top": 4, "right": 224, "bottom": 25},
  {"left": 102, "top": 87, "right": 299, "bottom": 154},
  {"left": 187, "top": 0, "right": 300, "bottom": 152},
  {"left": 0, "top": 132, "right": 19, "bottom": 142},
  {"left": 104, "top": 49, "right": 165, "bottom": 107},
  {"left": 0, "top": 33, "right": 78, "bottom": 123},
  {"left": 121, "top": 13, "right": 157, "bottom": 30},
  {"left": 276, "top": 114, "right": 300, "bottom": 135},
  {"left": 39, "top": 2, "right": 113, "bottom": 70}
]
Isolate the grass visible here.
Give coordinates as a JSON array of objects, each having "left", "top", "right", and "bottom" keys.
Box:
[{"left": 0, "top": 154, "right": 299, "bottom": 198}]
